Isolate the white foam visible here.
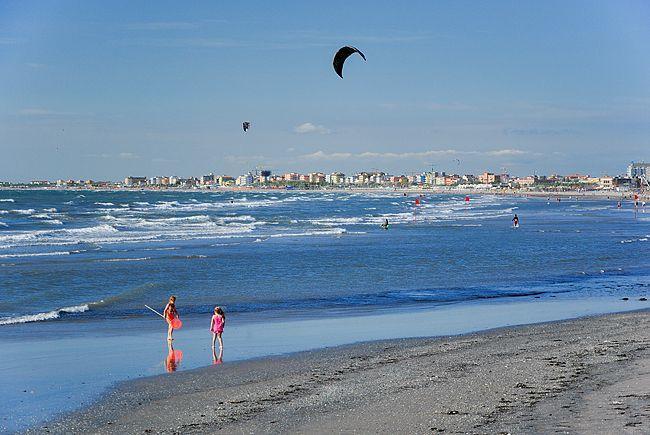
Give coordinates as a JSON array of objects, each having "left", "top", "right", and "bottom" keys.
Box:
[
  {"left": 269, "top": 228, "right": 346, "bottom": 238},
  {"left": 31, "top": 213, "right": 54, "bottom": 219},
  {"left": 0, "top": 221, "right": 7, "bottom": 227},
  {"left": 0, "top": 198, "right": 15, "bottom": 202},
  {"left": 0, "top": 304, "right": 89, "bottom": 326},
  {"left": 0, "top": 251, "right": 70, "bottom": 258},
  {"left": 95, "top": 202, "right": 115, "bottom": 206},
  {"left": 43, "top": 208, "right": 57, "bottom": 212},
  {"left": 11, "top": 209, "right": 35, "bottom": 215},
  {"left": 97, "top": 257, "right": 152, "bottom": 262}
]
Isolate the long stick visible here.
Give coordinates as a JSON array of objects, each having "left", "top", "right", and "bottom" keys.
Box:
[{"left": 145, "top": 304, "right": 164, "bottom": 318}]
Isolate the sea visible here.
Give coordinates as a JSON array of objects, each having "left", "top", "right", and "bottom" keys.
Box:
[{"left": 0, "top": 189, "right": 648, "bottom": 431}]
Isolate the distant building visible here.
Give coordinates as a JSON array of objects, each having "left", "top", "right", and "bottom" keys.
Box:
[
  {"left": 124, "top": 176, "right": 147, "bottom": 187},
  {"left": 563, "top": 173, "right": 590, "bottom": 183},
  {"left": 283, "top": 172, "right": 300, "bottom": 182},
  {"left": 236, "top": 173, "right": 254, "bottom": 186},
  {"left": 514, "top": 176, "right": 536, "bottom": 187},
  {"left": 327, "top": 172, "right": 345, "bottom": 185},
  {"left": 201, "top": 173, "right": 215, "bottom": 185},
  {"left": 478, "top": 172, "right": 499, "bottom": 184},
  {"left": 628, "top": 162, "right": 650, "bottom": 178},
  {"left": 218, "top": 175, "right": 234, "bottom": 186},
  {"left": 599, "top": 176, "right": 614, "bottom": 189},
  {"left": 444, "top": 175, "right": 460, "bottom": 186},
  {"left": 308, "top": 172, "right": 325, "bottom": 184}
]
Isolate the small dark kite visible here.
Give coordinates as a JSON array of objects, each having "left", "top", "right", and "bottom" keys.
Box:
[
  {"left": 333, "top": 46, "right": 366, "bottom": 78},
  {"left": 242, "top": 122, "right": 251, "bottom": 132}
]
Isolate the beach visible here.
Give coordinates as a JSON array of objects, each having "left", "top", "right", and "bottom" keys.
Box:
[
  {"left": 2, "top": 189, "right": 649, "bottom": 432},
  {"left": 34, "top": 309, "right": 650, "bottom": 434}
]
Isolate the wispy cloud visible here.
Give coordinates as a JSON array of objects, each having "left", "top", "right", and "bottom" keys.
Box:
[
  {"left": 127, "top": 21, "right": 200, "bottom": 31},
  {"left": 120, "top": 29, "right": 431, "bottom": 51},
  {"left": 25, "top": 62, "right": 46, "bottom": 69},
  {"left": 300, "top": 148, "right": 531, "bottom": 160},
  {"left": 503, "top": 128, "right": 578, "bottom": 136},
  {"left": 121, "top": 37, "right": 246, "bottom": 48},
  {"left": 379, "top": 101, "right": 475, "bottom": 111},
  {"left": 426, "top": 102, "right": 474, "bottom": 111},
  {"left": 288, "top": 30, "right": 435, "bottom": 44},
  {"left": 294, "top": 122, "right": 331, "bottom": 135},
  {"left": 86, "top": 152, "right": 139, "bottom": 160},
  {"left": 0, "top": 37, "right": 20, "bottom": 45},
  {"left": 18, "top": 108, "right": 73, "bottom": 116}
]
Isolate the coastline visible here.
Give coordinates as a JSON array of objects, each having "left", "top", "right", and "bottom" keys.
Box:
[
  {"left": 1, "top": 185, "right": 648, "bottom": 201},
  {"left": 34, "top": 309, "right": 650, "bottom": 434}
]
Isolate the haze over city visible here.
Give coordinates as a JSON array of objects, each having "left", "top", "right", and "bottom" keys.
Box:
[{"left": 1, "top": 0, "right": 649, "bottom": 181}]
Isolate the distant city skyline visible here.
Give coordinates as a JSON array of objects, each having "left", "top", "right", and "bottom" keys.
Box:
[{"left": 1, "top": 1, "right": 649, "bottom": 181}]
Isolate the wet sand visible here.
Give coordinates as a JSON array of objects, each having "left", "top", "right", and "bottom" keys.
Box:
[{"left": 36, "top": 310, "right": 650, "bottom": 434}]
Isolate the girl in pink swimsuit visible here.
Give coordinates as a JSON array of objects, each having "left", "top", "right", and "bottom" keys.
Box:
[{"left": 210, "top": 306, "right": 226, "bottom": 351}]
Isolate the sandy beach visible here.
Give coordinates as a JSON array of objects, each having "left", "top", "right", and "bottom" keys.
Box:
[{"left": 34, "top": 309, "right": 650, "bottom": 434}]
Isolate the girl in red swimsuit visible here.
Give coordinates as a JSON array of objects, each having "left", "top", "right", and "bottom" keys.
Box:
[{"left": 163, "top": 295, "right": 178, "bottom": 342}]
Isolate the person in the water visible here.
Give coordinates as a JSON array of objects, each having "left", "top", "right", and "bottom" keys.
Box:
[
  {"left": 381, "top": 218, "right": 389, "bottom": 229},
  {"left": 512, "top": 214, "right": 519, "bottom": 228}
]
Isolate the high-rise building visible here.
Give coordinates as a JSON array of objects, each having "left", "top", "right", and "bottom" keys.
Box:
[{"left": 628, "top": 162, "right": 650, "bottom": 178}]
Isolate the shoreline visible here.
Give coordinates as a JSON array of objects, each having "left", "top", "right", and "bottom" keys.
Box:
[
  {"left": 1, "top": 185, "right": 648, "bottom": 201},
  {"left": 34, "top": 309, "right": 650, "bottom": 434}
]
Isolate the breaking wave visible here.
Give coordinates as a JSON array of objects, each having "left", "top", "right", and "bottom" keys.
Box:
[{"left": 0, "top": 304, "right": 90, "bottom": 326}]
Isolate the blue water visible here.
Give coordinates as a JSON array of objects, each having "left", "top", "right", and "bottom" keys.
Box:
[
  {"left": 0, "top": 190, "right": 648, "bottom": 325},
  {"left": 0, "top": 189, "right": 649, "bottom": 432}
]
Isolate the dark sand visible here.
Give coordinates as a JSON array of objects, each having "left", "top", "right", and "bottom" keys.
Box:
[{"left": 35, "top": 310, "right": 650, "bottom": 434}]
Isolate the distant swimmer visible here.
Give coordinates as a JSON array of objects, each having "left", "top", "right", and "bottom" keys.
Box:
[
  {"left": 380, "top": 218, "right": 389, "bottom": 230},
  {"left": 512, "top": 214, "right": 519, "bottom": 228},
  {"left": 617, "top": 201, "right": 622, "bottom": 209}
]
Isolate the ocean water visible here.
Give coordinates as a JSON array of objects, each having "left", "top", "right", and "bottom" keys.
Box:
[
  {"left": 0, "top": 189, "right": 649, "bottom": 431},
  {"left": 0, "top": 190, "right": 648, "bottom": 325}
]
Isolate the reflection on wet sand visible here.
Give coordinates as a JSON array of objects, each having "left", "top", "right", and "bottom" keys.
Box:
[
  {"left": 165, "top": 343, "right": 183, "bottom": 373},
  {"left": 212, "top": 346, "right": 223, "bottom": 365}
]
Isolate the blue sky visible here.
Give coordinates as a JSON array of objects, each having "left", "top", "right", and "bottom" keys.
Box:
[{"left": 1, "top": 0, "right": 649, "bottom": 181}]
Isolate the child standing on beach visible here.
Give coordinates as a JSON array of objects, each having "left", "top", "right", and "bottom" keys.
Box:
[
  {"left": 163, "top": 295, "right": 178, "bottom": 342},
  {"left": 210, "top": 306, "right": 226, "bottom": 350}
]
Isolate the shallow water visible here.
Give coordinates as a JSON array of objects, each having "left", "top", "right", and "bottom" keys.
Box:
[{"left": 0, "top": 189, "right": 648, "bottom": 431}]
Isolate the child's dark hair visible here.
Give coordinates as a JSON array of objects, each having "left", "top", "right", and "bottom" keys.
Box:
[{"left": 215, "top": 306, "right": 225, "bottom": 320}]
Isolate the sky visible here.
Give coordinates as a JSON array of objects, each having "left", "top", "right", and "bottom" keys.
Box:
[{"left": 1, "top": 0, "right": 649, "bottom": 181}]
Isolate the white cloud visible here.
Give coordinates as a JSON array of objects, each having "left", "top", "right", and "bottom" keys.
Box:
[
  {"left": 485, "top": 149, "right": 526, "bottom": 156},
  {"left": 293, "top": 122, "right": 331, "bottom": 135},
  {"left": 118, "top": 152, "right": 139, "bottom": 159},
  {"left": 302, "top": 150, "right": 353, "bottom": 160},
  {"left": 301, "top": 149, "right": 530, "bottom": 160}
]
